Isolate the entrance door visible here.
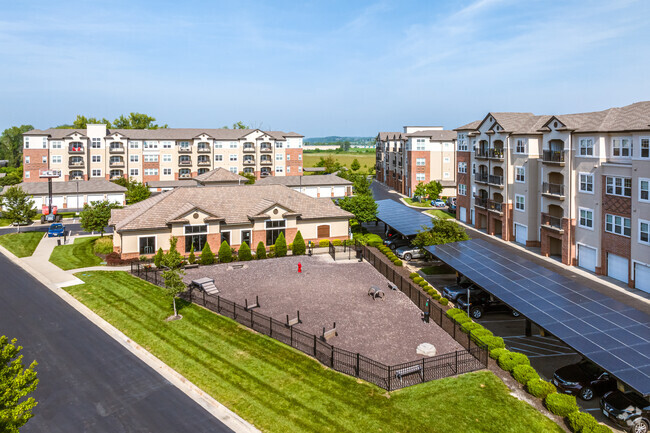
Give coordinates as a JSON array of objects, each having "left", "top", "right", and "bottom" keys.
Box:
[
  {"left": 607, "top": 253, "right": 629, "bottom": 283},
  {"left": 578, "top": 244, "right": 597, "bottom": 273},
  {"left": 459, "top": 206, "right": 466, "bottom": 223},
  {"left": 635, "top": 263, "right": 650, "bottom": 294},
  {"left": 514, "top": 224, "right": 527, "bottom": 245}
]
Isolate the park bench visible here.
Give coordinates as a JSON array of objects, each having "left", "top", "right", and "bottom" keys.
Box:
[
  {"left": 286, "top": 311, "right": 302, "bottom": 327},
  {"left": 189, "top": 278, "right": 219, "bottom": 295},
  {"left": 394, "top": 364, "right": 423, "bottom": 384},
  {"left": 245, "top": 295, "right": 260, "bottom": 311},
  {"left": 368, "top": 286, "right": 385, "bottom": 300},
  {"left": 322, "top": 323, "right": 337, "bottom": 342},
  {"left": 388, "top": 282, "right": 398, "bottom": 291}
]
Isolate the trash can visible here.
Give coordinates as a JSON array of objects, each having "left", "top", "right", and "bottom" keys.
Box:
[{"left": 57, "top": 239, "right": 61, "bottom": 246}]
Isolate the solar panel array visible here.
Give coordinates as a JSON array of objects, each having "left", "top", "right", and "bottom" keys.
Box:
[
  {"left": 427, "top": 238, "right": 650, "bottom": 397},
  {"left": 375, "top": 199, "right": 433, "bottom": 236}
]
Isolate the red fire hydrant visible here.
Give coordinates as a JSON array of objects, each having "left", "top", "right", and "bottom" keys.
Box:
[{"left": 298, "top": 262, "right": 302, "bottom": 273}]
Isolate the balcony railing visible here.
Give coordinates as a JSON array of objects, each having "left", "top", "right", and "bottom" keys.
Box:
[
  {"left": 197, "top": 147, "right": 211, "bottom": 153},
  {"left": 109, "top": 160, "right": 125, "bottom": 167},
  {"left": 542, "top": 149, "right": 565, "bottom": 164},
  {"left": 488, "top": 149, "right": 504, "bottom": 160},
  {"left": 260, "top": 160, "right": 273, "bottom": 165},
  {"left": 179, "top": 159, "right": 192, "bottom": 166},
  {"left": 260, "top": 147, "right": 272, "bottom": 153},
  {"left": 69, "top": 160, "right": 84, "bottom": 167},
  {"left": 179, "top": 173, "right": 192, "bottom": 179},
  {"left": 243, "top": 146, "right": 255, "bottom": 153},
  {"left": 68, "top": 146, "right": 84, "bottom": 153},
  {"left": 542, "top": 213, "right": 563, "bottom": 230},
  {"left": 488, "top": 200, "right": 503, "bottom": 213},
  {"left": 542, "top": 182, "right": 565, "bottom": 197},
  {"left": 178, "top": 147, "right": 192, "bottom": 153},
  {"left": 474, "top": 197, "right": 488, "bottom": 208},
  {"left": 475, "top": 149, "right": 489, "bottom": 159},
  {"left": 243, "top": 160, "right": 255, "bottom": 166},
  {"left": 260, "top": 171, "right": 271, "bottom": 177},
  {"left": 475, "top": 173, "right": 488, "bottom": 183},
  {"left": 109, "top": 146, "right": 124, "bottom": 154},
  {"left": 197, "top": 159, "right": 211, "bottom": 166},
  {"left": 488, "top": 175, "right": 503, "bottom": 186}
]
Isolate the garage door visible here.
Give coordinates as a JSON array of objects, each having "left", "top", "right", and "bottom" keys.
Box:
[
  {"left": 459, "top": 207, "right": 466, "bottom": 223},
  {"left": 635, "top": 263, "right": 650, "bottom": 294},
  {"left": 30, "top": 196, "right": 43, "bottom": 209},
  {"left": 48, "top": 196, "right": 64, "bottom": 208},
  {"left": 514, "top": 224, "right": 527, "bottom": 245},
  {"left": 86, "top": 194, "right": 104, "bottom": 204},
  {"left": 332, "top": 186, "right": 345, "bottom": 197},
  {"left": 578, "top": 244, "right": 597, "bottom": 273},
  {"left": 107, "top": 194, "right": 124, "bottom": 205},
  {"left": 67, "top": 195, "right": 81, "bottom": 209},
  {"left": 303, "top": 187, "right": 318, "bottom": 198},
  {"left": 320, "top": 187, "right": 332, "bottom": 197},
  {"left": 607, "top": 253, "right": 629, "bottom": 283}
]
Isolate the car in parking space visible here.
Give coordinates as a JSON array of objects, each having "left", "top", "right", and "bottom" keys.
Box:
[
  {"left": 601, "top": 390, "right": 650, "bottom": 433},
  {"left": 431, "top": 199, "right": 445, "bottom": 207},
  {"left": 384, "top": 235, "right": 411, "bottom": 251},
  {"left": 395, "top": 245, "right": 424, "bottom": 261},
  {"left": 552, "top": 360, "right": 617, "bottom": 401},
  {"left": 442, "top": 280, "right": 482, "bottom": 302},
  {"left": 47, "top": 223, "right": 65, "bottom": 237},
  {"left": 455, "top": 291, "right": 520, "bottom": 319}
]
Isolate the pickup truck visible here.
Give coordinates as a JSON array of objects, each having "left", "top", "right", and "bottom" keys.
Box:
[{"left": 47, "top": 223, "right": 65, "bottom": 237}]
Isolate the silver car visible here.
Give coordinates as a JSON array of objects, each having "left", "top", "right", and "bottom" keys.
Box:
[{"left": 395, "top": 245, "right": 425, "bottom": 261}]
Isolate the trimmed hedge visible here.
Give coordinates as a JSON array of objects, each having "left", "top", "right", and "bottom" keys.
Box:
[
  {"left": 256, "top": 242, "right": 267, "bottom": 260},
  {"left": 292, "top": 231, "right": 306, "bottom": 255},
  {"left": 567, "top": 411, "right": 598, "bottom": 433},
  {"left": 489, "top": 347, "right": 509, "bottom": 360},
  {"left": 332, "top": 239, "right": 342, "bottom": 246},
  {"left": 446, "top": 308, "right": 466, "bottom": 318},
  {"left": 275, "top": 232, "right": 288, "bottom": 257},
  {"left": 461, "top": 322, "right": 482, "bottom": 333},
  {"left": 413, "top": 277, "right": 424, "bottom": 284},
  {"left": 238, "top": 242, "right": 252, "bottom": 261},
  {"left": 319, "top": 239, "right": 330, "bottom": 247},
  {"left": 438, "top": 297, "right": 449, "bottom": 306},
  {"left": 409, "top": 272, "right": 419, "bottom": 279},
  {"left": 526, "top": 379, "right": 556, "bottom": 399},
  {"left": 583, "top": 425, "right": 612, "bottom": 433},
  {"left": 478, "top": 335, "right": 505, "bottom": 351},
  {"left": 218, "top": 240, "right": 232, "bottom": 263},
  {"left": 545, "top": 393, "right": 578, "bottom": 417},
  {"left": 512, "top": 364, "right": 540, "bottom": 385},
  {"left": 432, "top": 293, "right": 441, "bottom": 300},
  {"left": 393, "top": 259, "right": 403, "bottom": 266},
  {"left": 498, "top": 351, "right": 530, "bottom": 372}
]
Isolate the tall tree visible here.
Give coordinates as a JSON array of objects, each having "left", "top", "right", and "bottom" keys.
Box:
[
  {"left": 125, "top": 180, "right": 151, "bottom": 204},
  {"left": 339, "top": 194, "right": 378, "bottom": 223},
  {"left": 414, "top": 182, "right": 427, "bottom": 200},
  {"left": 113, "top": 113, "right": 167, "bottom": 129},
  {"left": 0, "top": 126, "right": 33, "bottom": 168},
  {"left": 315, "top": 155, "right": 341, "bottom": 174},
  {"left": 72, "top": 115, "right": 113, "bottom": 129},
  {"left": 161, "top": 237, "right": 185, "bottom": 318},
  {"left": 79, "top": 200, "right": 119, "bottom": 236},
  {"left": 411, "top": 219, "right": 470, "bottom": 250},
  {"left": 222, "top": 122, "right": 249, "bottom": 129},
  {"left": 425, "top": 180, "right": 443, "bottom": 200},
  {"left": 350, "top": 158, "right": 361, "bottom": 171},
  {"left": 0, "top": 186, "right": 37, "bottom": 231},
  {"left": 0, "top": 336, "right": 38, "bottom": 433}
]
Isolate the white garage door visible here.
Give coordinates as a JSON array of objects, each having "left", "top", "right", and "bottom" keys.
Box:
[
  {"left": 635, "top": 263, "right": 650, "bottom": 294},
  {"left": 459, "top": 206, "right": 466, "bottom": 223},
  {"left": 48, "top": 196, "right": 64, "bottom": 209},
  {"left": 303, "top": 187, "right": 318, "bottom": 198},
  {"left": 332, "top": 186, "right": 346, "bottom": 197},
  {"left": 107, "top": 194, "right": 124, "bottom": 205},
  {"left": 607, "top": 253, "right": 629, "bottom": 283},
  {"left": 86, "top": 194, "right": 104, "bottom": 204},
  {"left": 514, "top": 224, "right": 527, "bottom": 245},
  {"left": 320, "top": 187, "right": 332, "bottom": 197},
  {"left": 30, "top": 196, "right": 43, "bottom": 209},
  {"left": 578, "top": 244, "right": 597, "bottom": 273},
  {"left": 67, "top": 195, "right": 81, "bottom": 209}
]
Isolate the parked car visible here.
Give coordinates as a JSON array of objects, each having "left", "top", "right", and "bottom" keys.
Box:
[
  {"left": 431, "top": 199, "right": 445, "bottom": 207},
  {"left": 47, "top": 223, "right": 65, "bottom": 237},
  {"left": 601, "top": 390, "right": 650, "bottom": 433},
  {"left": 553, "top": 360, "right": 617, "bottom": 401},
  {"left": 456, "top": 291, "right": 520, "bottom": 319},
  {"left": 442, "top": 280, "right": 482, "bottom": 302},
  {"left": 395, "top": 245, "right": 424, "bottom": 261},
  {"left": 384, "top": 236, "right": 411, "bottom": 251},
  {"left": 446, "top": 197, "right": 457, "bottom": 207}
]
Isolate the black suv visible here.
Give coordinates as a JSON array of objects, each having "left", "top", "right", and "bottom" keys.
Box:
[
  {"left": 383, "top": 235, "right": 411, "bottom": 250},
  {"left": 456, "top": 291, "right": 520, "bottom": 319},
  {"left": 601, "top": 390, "right": 650, "bottom": 433},
  {"left": 442, "top": 280, "right": 482, "bottom": 302},
  {"left": 553, "top": 360, "right": 617, "bottom": 400}
]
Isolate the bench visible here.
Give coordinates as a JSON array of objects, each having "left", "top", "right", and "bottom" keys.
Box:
[
  {"left": 368, "top": 286, "right": 385, "bottom": 300},
  {"left": 388, "top": 282, "right": 398, "bottom": 291},
  {"left": 322, "top": 322, "right": 337, "bottom": 342},
  {"left": 395, "top": 364, "right": 423, "bottom": 383},
  {"left": 286, "top": 311, "right": 302, "bottom": 327},
  {"left": 184, "top": 263, "right": 199, "bottom": 269},
  {"left": 245, "top": 295, "right": 260, "bottom": 311},
  {"left": 189, "top": 278, "right": 219, "bottom": 295}
]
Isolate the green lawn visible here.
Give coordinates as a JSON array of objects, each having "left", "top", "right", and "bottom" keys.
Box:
[
  {"left": 63, "top": 271, "right": 563, "bottom": 433},
  {"left": 426, "top": 209, "right": 455, "bottom": 219},
  {"left": 0, "top": 232, "right": 44, "bottom": 257},
  {"left": 49, "top": 236, "right": 102, "bottom": 270},
  {"left": 404, "top": 197, "right": 433, "bottom": 208},
  {"left": 0, "top": 218, "right": 12, "bottom": 227},
  {"left": 302, "top": 152, "right": 376, "bottom": 171}
]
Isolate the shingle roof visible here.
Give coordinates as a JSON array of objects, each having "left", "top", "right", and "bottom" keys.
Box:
[
  {"left": 6, "top": 179, "right": 126, "bottom": 195},
  {"left": 454, "top": 120, "right": 482, "bottom": 131},
  {"left": 23, "top": 128, "right": 303, "bottom": 140},
  {"left": 404, "top": 130, "right": 457, "bottom": 140},
  {"left": 194, "top": 167, "right": 247, "bottom": 183},
  {"left": 147, "top": 180, "right": 198, "bottom": 188},
  {"left": 376, "top": 132, "right": 404, "bottom": 141},
  {"left": 255, "top": 175, "right": 352, "bottom": 187},
  {"left": 110, "top": 184, "right": 353, "bottom": 231}
]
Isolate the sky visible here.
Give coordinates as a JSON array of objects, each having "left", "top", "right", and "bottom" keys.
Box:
[{"left": 1, "top": 0, "right": 649, "bottom": 137}]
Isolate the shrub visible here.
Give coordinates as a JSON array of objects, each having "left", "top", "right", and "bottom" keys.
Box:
[
  {"left": 489, "top": 348, "right": 509, "bottom": 360},
  {"left": 394, "top": 260, "right": 403, "bottom": 266},
  {"left": 332, "top": 239, "right": 342, "bottom": 246},
  {"left": 256, "top": 242, "right": 266, "bottom": 259},
  {"left": 292, "top": 231, "right": 306, "bottom": 255},
  {"left": 409, "top": 272, "right": 419, "bottom": 279},
  {"left": 498, "top": 351, "right": 530, "bottom": 372},
  {"left": 567, "top": 411, "right": 598, "bottom": 433},
  {"left": 140, "top": 255, "right": 148, "bottom": 261},
  {"left": 238, "top": 242, "right": 252, "bottom": 261},
  {"left": 453, "top": 314, "right": 472, "bottom": 325},
  {"left": 200, "top": 243, "right": 215, "bottom": 265},
  {"left": 154, "top": 247, "right": 164, "bottom": 268},
  {"left": 479, "top": 335, "right": 505, "bottom": 351},
  {"left": 218, "top": 240, "right": 232, "bottom": 263},
  {"left": 526, "top": 378, "right": 557, "bottom": 399},
  {"left": 413, "top": 276, "right": 424, "bottom": 284},
  {"left": 275, "top": 233, "right": 287, "bottom": 257},
  {"left": 469, "top": 328, "right": 494, "bottom": 344},
  {"left": 446, "top": 308, "right": 466, "bottom": 318},
  {"left": 93, "top": 236, "right": 114, "bottom": 254},
  {"left": 438, "top": 297, "right": 449, "bottom": 306},
  {"left": 188, "top": 245, "right": 196, "bottom": 264},
  {"left": 287, "top": 242, "right": 293, "bottom": 251},
  {"left": 319, "top": 239, "right": 329, "bottom": 247},
  {"left": 512, "top": 365, "right": 540, "bottom": 385},
  {"left": 461, "top": 322, "right": 482, "bottom": 333},
  {"left": 366, "top": 233, "right": 382, "bottom": 245},
  {"left": 432, "top": 293, "right": 441, "bottom": 300},
  {"left": 584, "top": 425, "right": 612, "bottom": 433},
  {"left": 545, "top": 393, "right": 579, "bottom": 417}
]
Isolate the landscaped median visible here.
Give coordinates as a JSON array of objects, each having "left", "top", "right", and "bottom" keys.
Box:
[
  {"left": 49, "top": 236, "right": 113, "bottom": 270},
  {"left": 63, "top": 270, "right": 563, "bottom": 433},
  {"left": 0, "top": 231, "right": 45, "bottom": 257}
]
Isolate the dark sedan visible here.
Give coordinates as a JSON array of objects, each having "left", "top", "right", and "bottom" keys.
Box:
[
  {"left": 442, "top": 281, "right": 481, "bottom": 302},
  {"left": 553, "top": 360, "right": 617, "bottom": 401},
  {"left": 455, "top": 291, "right": 520, "bottom": 319},
  {"left": 601, "top": 390, "right": 650, "bottom": 433}
]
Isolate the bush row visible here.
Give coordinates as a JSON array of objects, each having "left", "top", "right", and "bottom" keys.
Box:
[
  {"left": 408, "top": 273, "right": 448, "bottom": 306},
  {"left": 377, "top": 244, "right": 403, "bottom": 266}
]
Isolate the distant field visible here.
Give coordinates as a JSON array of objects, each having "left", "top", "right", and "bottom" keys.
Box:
[{"left": 303, "top": 152, "right": 376, "bottom": 171}]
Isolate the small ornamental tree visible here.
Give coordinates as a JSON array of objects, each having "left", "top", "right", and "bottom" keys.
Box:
[
  {"left": 218, "top": 240, "right": 232, "bottom": 263},
  {"left": 0, "top": 186, "right": 36, "bottom": 232},
  {"left": 188, "top": 245, "right": 196, "bottom": 264},
  {"left": 199, "top": 242, "right": 215, "bottom": 265},
  {"left": 80, "top": 200, "right": 119, "bottom": 236},
  {"left": 161, "top": 237, "right": 185, "bottom": 318},
  {"left": 292, "top": 231, "right": 306, "bottom": 255},
  {"left": 0, "top": 336, "right": 38, "bottom": 433},
  {"left": 256, "top": 241, "right": 266, "bottom": 259},
  {"left": 350, "top": 158, "right": 360, "bottom": 171},
  {"left": 153, "top": 248, "right": 164, "bottom": 268},
  {"left": 274, "top": 232, "right": 287, "bottom": 257},
  {"left": 238, "top": 242, "right": 252, "bottom": 261}
]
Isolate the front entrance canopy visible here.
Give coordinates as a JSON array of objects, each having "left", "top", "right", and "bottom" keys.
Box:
[
  {"left": 427, "top": 238, "right": 650, "bottom": 397},
  {"left": 375, "top": 199, "right": 432, "bottom": 237}
]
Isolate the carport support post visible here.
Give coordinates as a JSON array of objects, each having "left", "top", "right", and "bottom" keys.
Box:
[{"left": 525, "top": 319, "right": 532, "bottom": 337}]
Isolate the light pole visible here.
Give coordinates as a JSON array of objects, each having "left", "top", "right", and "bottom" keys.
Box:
[{"left": 467, "top": 286, "right": 470, "bottom": 318}]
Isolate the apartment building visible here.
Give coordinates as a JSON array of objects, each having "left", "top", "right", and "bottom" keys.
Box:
[
  {"left": 375, "top": 126, "right": 457, "bottom": 197},
  {"left": 22, "top": 125, "right": 304, "bottom": 183},
  {"left": 454, "top": 101, "right": 650, "bottom": 292}
]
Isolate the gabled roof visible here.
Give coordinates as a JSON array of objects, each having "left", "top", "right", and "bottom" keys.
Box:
[
  {"left": 166, "top": 203, "right": 224, "bottom": 223},
  {"left": 454, "top": 120, "right": 482, "bottom": 131},
  {"left": 404, "top": 130, "right": 457, "bottom": 141},
  {"left": 376, "top": 132, "right": 404, "bottom": 141},
  {"left": 23, "top": 128, "right": 304, "bottom": 141},
  {"left": 194, "top": 167, "right": 247, "bottom": 184},
  {"left": 255, "top": 174, "right": 352, "bottom": 187},
  {"left": 5, "top": 179, "right": 126, "bottom": 195}
]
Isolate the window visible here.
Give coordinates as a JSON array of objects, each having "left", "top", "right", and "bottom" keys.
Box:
[
  {"left": 130, "top": 155, "right": 139, "bottom": 163},
  {"left": 458, "top": 184, "right": 467, "bottom": 196},
  {"left": 92, "top": 169, "right": 102, "bottom": 177},
  {"left": 42, "top": 156, "right": 47, "bottom": 163},
  {"left": 162, "top": 154, "right": 172, "bottom": 162},
  {"left": 163, "top": 168, "right": 172, "bottom": 176},
  {"left": 579, "top": 138, "right": 594, "bottom": 156},
  {"left": 229, "top": 167, "right": 238, "bottom": 173},
  {"left": 92, "top": 155, "right": 101, "bottom": 163},
  {"left": 415, "top": 173, "right": 426, "bottom": 181},
  {"left": 221, "top": 231, "right": 230, "bottom": 245},
  {"left": 276, "top": 142, "right": 283, "bottom": 148},
  {"left": 416, "top": 138, "right": 426, "bottom": 151},
  {"left": 51, "top": 141, "right": 62, "bottom": 149},
  {"left": 286, "top": 155, "right": 290, "bottom": 161},
  {"left": 298, "top": 166, "right": 302, "bottom": 172},
  {"left": 579, "top": 173, "right": 594, "bottom": 193},
  {"left": 129, "top": 141, "right": 140, "bottom": 149},
  {"left": 179, "top": 141, "right": 190, "bottom": 148},
  {"left": 42, "top": 137, "right": 47, "bottom": 148},
  {"left": 286, "top": 166, "right": 290, "bottom": 173},
  {"left": 416, "top": 158, "right": 426, "bottom": 166},
  {"left": 458, "top": 162, "right": 467, "bottom": 173},
  {"left": 144, "top": 141, "right": 158, "bottom": 149},
  {"left": 579, "top": 208, "right": 594, "bottom": 229},
  {"left": 229, "top": 142, "right": 237, "bottom": 149},
  {"left": 229, "top": 154, "right": 238, "bottom": 161},
  {"left": 214, "top": 155, "right": 223, "bottom": 162},
  {"left": 515, "top": 139, "right": 526, "bottom": 154},
  {"left": 214, "top": 142, "right": 223, "bottom": 148},
  {"left": 130, "top": 168, "right": 139, "bottom": 176},
  {"left": 298, "top": 154, "right": 302, "bottom": 160},
  {"left": 605, "top": 214, "right": 631, "bottom": 237},
  {"left": 144, "top": 154, "right": 159, "bottom": 162},
  {"left": 443, "top": 172, "right": 450, "bottom": 178},
  {"left": 472, "top": 163, "right": 476, "bottom": 174},
  {"left": 612, "top": 138, "right": 631, "bottom": 157},
  {"left": 25, "top": 171, "right": 30, "bottom": 178},
  {"left": 91, "top": 138, "right": 101, "bottom": 148},
  {"left": 162, "top": 141, "right": 172, "bottom": 149},
  {"left": 515, "top": 195, "right": 525, "bottom": 211},
  {"left": 443, "top": 157, "right": 450, "bottom": 163},
  {"left": 640, "top": 179, "right": 649, "bottom": 201},
  {"left": 606, "top": 176, "right": 631, "bottom": 197},
  {"left": 144, "top": 168, "right": 158, "bottom": 176},
  {"left": 276, "top": 153, "right": 282, "bottom": 161},
  {"left": 515, "top": 166, "right": 525, "bottom": 183},
  {"left": 51, "top": 155, "right": 61, "bottom": 164},
  {"left": 241, "top": 230, "right": 252, "bottom": 246},
  {"left": 458, "top": 134, "right": 468, "bottom": 151},
  {"left": 275, "top": 166, "right": 283, "bottom": 173},
  {"left": 184, "top": 225, "right": 207, "bottom": 253},
  {"left": 640, "top": 220, "right": 650, "bottom": 244},
  {"left": 265, "top": 220, "right": 286, "bottom": 245},
  {"left": 641, "top": 138, "right": 649, "bottom": 158},
  {"left": 139, "top": 236, "right": 156, "bottom": 255}
]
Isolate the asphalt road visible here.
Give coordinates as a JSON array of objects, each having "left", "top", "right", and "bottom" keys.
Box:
[
  {"left": 0, "top": 254, "right": 232, "bottom": 433},
  {"left": 0, "top": 222, "right": 112, "bottom": 236}
]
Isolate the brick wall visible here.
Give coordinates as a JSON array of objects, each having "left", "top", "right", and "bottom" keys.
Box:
[
  {"left": 143, "top": 160, "right": 160, "bottom": 183},
  {"left": 23, "top": 149, "right": 49, "bottom": 182},
  {"left": 285, "top": 149, "right": 303, "bottom": 176},
  {"left": 600, "top": 176, "right": 632, "bottom": 286}
]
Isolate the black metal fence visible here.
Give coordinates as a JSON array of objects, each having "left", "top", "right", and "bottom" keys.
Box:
[{"left": 328, "top": 241, "right": 336, "bottom": 261}]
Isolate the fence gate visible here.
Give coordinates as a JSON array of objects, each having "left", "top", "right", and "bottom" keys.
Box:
[{"left": 329, "top": 241, "right": 336, "bottom": 261}]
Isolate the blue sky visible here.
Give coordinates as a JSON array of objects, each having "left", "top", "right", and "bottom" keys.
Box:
[{"left": 1, "top": 0, "right": 648, "bottom": 137}]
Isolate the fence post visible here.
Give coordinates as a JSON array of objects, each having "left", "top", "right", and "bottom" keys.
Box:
[
  {"left": 250, "top": 309, "right": 254, "bottom": 327},
  {"left": 270, "top": 317, "right": 273, "bottom": 338},
  {"left": 313, "top": 335, "right": 317, "bottom": 356},
  {"left": 290, "top": 326, "right": 293, "bottom": 347},
  {"left": 388, "top": 365, "right": 392, "bottom": 391},
  {"left": 203, "top": 291, "right": 206, "bottom": 307},
  {"left": 331, "top": 345, "right": 334, "bottom": 367},
  {"left": 422, "top": 358, "right": 425, "bottom": 383},
  {"left": 356, "top": 353, "right": 360, "bottom": 377},
  {"left": 455, "top": 350, "right": 458, "bottom": 374}
]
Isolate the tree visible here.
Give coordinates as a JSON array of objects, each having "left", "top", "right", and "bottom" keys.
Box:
[
  {"left": 199, "top": 242, "right": 215, "bottom": 265},
  {"left": 340, "top": 141, "right": 351, "bottom": 152},
  {"left": 413, "top": 182, "right": 427, "bottom": 200},
  {"left": 256, "top": 242, "right": 266, "bottom": 259},
  {"left": 238, "top": 242, "right": 252, "bottom": 261},
  {"left": 0, "top": 166, "right": 23, "bottom": 186},
  {"left": 315, "top": 155, "right": 341, "bottom": 174},
  {"left": 411, "top": 219, "right": 470, "bottom": 250},
  {"left": 339, "top": 194, "right": 378, "bottom": 223},
  {"left": 161, "top": 237, "right": 185, "bottom": 318},
  {"left": 425, "top": 180, "right": 443, "bottom": 200},
  {"left": 238, "top": 171, "right": 255, "bottom": 185},
  {"left": 0, "top": 126, "right": 33, "bottom": 168},
  {"left": 0, "top": 336, "right": 38, "bottom": 433},
  {"left": 218, "top": 240, "right": 232, "bottom": 263},
  {"left": 350, "top": 158, "right": 360, "bottom": 171},
  {"left": 222, "top": 122, "right": 249, "bottom": 129},
  {"left": 72, "top": 115, "right": 113, "bottom": 129},
  {"left": 112, "top": 113, "right": 167, "bottom": 129},
  {"left": 188, "top": 245, "right": 196, "bottom": 264},
  {"left": 80, "top": 200, "right": 118, "bottom": 236},
  {"left": 274, "top": 232, "right": 287, "bottom": 257},
  {"left": 0, "top": 186, "right": 36, "bottom": 231},
  {"left": 153, "top": 248, "right": 164, "bottom": 268},
  {"left": 292, "top": 231, "right": 305, "bottom": 255}
]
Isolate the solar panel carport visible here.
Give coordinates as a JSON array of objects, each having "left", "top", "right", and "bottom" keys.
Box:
[
  {"left": 375, "top": 199, "right": 433, "bottom": 237},
  {"left": 427, "top": 238, "right": 650, "bottom": 397}
]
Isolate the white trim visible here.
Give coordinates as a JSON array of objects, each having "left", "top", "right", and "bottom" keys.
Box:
[
  {"left": 136, "top": 234, "right": 157, "bottom": 255},
  {"left": 240, "top": 229, "right": 252, "bottom": 246},
  {"left": 610, "top": 136, "right": 632, "bottom": 159},
  {"left": 639, "top": 219, "right": 650, "bottom": 245},
  {"left": 638, "top": 136, "right": 650, "bottom": 159},
  {"left": 578, "top": 207, "right": 595, "bottom": 231},
  {"left": 515, "top": 166, "right": 525, "bottom": 183},
  {"left": 578, "top": 172, "right": 594, "bottom": 195},
  {"left": 514, "top": 194, "right": 525, "bottom": 212},
  {"left": 577, "top": 137, "right": 595, "bottom": 157},
  {"left": 639, "top": 178, "right": 650, "bottom": 203}
]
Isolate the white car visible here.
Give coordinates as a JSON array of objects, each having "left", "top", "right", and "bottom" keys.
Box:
[{"left": 395, "top": 245, "right": 425, "bottom": 261}]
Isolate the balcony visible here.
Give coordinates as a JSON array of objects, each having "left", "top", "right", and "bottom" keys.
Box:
[
  {"left": 178, "top": 147, "right": 192, "bottom": 153},
  {"left": 488, "top": 175, "right": 504, "bottom": 186},
  {"left": 243, "top": 146, "right": 256, "bottom": 153},
  {"left": 109, "top": 160, "right": 125, "bottom": 168},
  {"left": 488, "top": 149, "right": 504, "bottom": 160},
  {"left": 475, "top": 149, "right": 489, "bottom": 159},
  {"left": 474, "top": 197, "right": 488, "bottom": 208},
  {"left": 260, "top": 147, "right": 272, "bottom": 153},
  {"left": 260, "top": 159, "right": 273, "bottom": 165},
  {"left": 69, "top": 175, "right": 84, "bottom": 180},
  {"left": 243, "top": 159, "right": 255, "bottom": 166},
  {"left": 197, "top": 147, "right": 211, "bottom": 153},
  {"left": 197, "top": 159, "right": 211, "bottom": 166},
  {"left": 542, "top": 150, "right": 565, "bottom": 165},
  {"left": 69, "top": 159, "right": 85, "bottom": 168},
  {"left": 475, "top": 173, "right": 489, "bottom": 184},
  {"left": 109, "top": 145, "right": 124, "bottom": 154},
  {"left": 542, "top": 182, "right": 565, "bottom": 199},
  {"left": 541, "top": 213, "right": 563, "bottom": 231},
  {"left": 488, "top": 200, "right": 503, "bottom": 214},
  {"left": 179, "top": 159, "right": 192, "bottom": 166},
  {"left": 68, "top": 146, "right": 84, "bottom": 154},
  {"left": 179, "top": 172, "right": 192, "bottom": 179}
]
